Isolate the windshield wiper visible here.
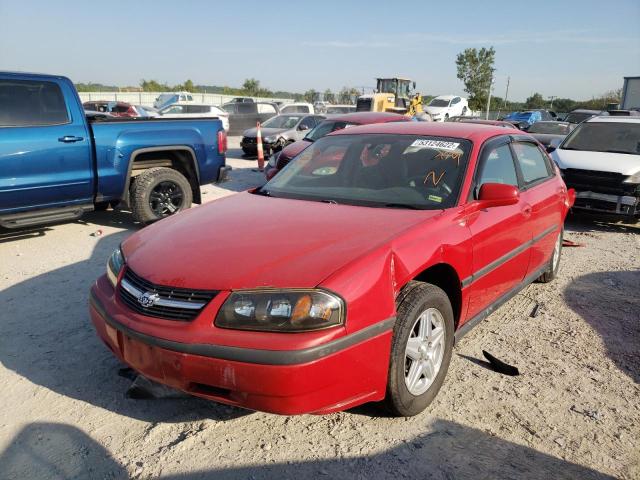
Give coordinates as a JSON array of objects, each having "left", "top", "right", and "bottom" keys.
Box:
[{"left": 379, "top": 203, "right": 423, "bottom": 210}]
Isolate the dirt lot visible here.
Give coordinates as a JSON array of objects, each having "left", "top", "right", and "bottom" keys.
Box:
[{"left": 1, "top": 139, "right": 638, "bottom": 480}]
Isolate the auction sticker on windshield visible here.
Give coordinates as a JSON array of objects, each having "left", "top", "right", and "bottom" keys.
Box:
[{"left": 410, "top": 139, "right": 460, "bottom": 151}]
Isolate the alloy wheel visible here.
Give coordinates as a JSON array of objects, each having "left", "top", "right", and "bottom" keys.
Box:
[{"left": 404, "top": 308, "right": 446, "bottom": 396}]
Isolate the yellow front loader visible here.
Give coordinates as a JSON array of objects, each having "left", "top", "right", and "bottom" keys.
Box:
[{"left": 356, "top": 77, "right": 423, "bottom": 116}]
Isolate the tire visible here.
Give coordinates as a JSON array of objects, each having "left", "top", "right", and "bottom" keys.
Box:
[
  {"left": 538, "top": 228, "right": 563, "bottom": 283},
  {"left": 130, "top": 167, "right": 192, "bottom": 225},
  {"left": 385, "top": 281, "right": 454, "bottom": 417},
  {"left": 444, "top": 113, "right": 449, "bottom": 121},
  {"left": 461, "top": 107, "right": 468, "bottom": 116}
]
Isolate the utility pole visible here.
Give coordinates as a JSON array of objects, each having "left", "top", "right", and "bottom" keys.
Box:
[
  {"left": 485, "top": 75, "right": 495, "bottom": 120},
  {"left": 498, "top": 76, "right": 510, "bottom": 118},
  {"left": 549, "top": 95, "right": 556, "bottom": 109}
]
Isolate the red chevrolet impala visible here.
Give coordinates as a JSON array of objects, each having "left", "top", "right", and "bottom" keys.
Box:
[{"left": 90, "top": 122, "right": 573, "bottom": 416}]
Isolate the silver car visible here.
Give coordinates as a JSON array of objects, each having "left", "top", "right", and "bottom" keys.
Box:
[{"left": 240, "top": 114, "right": 325, "bottom": 155}]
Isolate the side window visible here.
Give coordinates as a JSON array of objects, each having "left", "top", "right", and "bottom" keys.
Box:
[
  {"left": 163, "top": 105, "right": 183, "bottom": 114},
  {"left": 512, "top": 142, "right": 552, "bottom": 185},
  {"left": 477, "top": 144, "right": 519, "bottom": 190},
  {"left": 187, "top": 95, "right": 193, "bottom": 101},
  {"left": 451, "top": 97, "right": 460, "bottom": 105},
  {"left": 238, "top": 103, "right": 256, "bottom": 114},
  {"left": 0, "top": 79, "right": 69, "bottom": 127},
  {"left": 257, "top": 103, "right": 276, "bottom": 114},
  {"left": 222, "top": 104, "right": 235, "bottom": 113},
  {"left": 186, "top": 105, "right": 208, "bottom": 113},
  {"left": 299, "top": 116, "right": 315, "bottom": 129}
]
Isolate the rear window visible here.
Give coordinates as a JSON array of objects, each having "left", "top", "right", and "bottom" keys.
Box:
[
  {"left": 0, "top": 79, "right": 69, "bottom": 127},
  {"left": 561, "top": 122, "right": 640, "bottom": 155}
]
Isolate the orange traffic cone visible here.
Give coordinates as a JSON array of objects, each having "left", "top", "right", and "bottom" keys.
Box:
[{"left": 256, "top": 121, "right": 265, "bottom": 171}]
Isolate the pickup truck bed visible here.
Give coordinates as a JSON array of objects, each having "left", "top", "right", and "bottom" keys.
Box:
[{"left": 0, "top": 72, "right": 230, "bottom": 228}]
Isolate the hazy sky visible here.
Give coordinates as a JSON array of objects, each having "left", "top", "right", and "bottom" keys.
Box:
[{"left": 1, "top": 0, "right": 638, "bottom": 101}]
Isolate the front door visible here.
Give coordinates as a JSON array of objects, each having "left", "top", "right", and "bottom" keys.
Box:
[
  {"left": 0, "top": 76, "right": 93, "bottom": 213},
  {"left": 464, "top": 137, "right": 532, "bottom": 320}
]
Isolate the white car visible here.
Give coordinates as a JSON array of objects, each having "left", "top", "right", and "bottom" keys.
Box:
[
  {"left": 279, "top": 102, "right": 315, "bottom": 114},
  {"left": 424, "top": 95, "right": 469, "bottom": 122},
  {"left": 550, "top": 115, "right": 640, "bottom": 221},
  {"left": 154, "top": 92, "right": 194, "bottom": 110},
  {"left": 159, "top": 102, "right": 229, "bottom": 131}
]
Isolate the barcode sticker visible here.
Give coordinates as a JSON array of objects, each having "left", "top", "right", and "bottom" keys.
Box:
[{"left": 410, "top": 139, "right": 460, "bottom": 151}]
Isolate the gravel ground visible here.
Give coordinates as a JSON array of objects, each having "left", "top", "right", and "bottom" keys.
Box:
[{"left": 1, "top": 139, "right": 638, "bottom": 480}]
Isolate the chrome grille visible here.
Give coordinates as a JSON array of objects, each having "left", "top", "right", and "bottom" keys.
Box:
[{"left": 118, "top": 268, "right": 217, "bottom": 321}]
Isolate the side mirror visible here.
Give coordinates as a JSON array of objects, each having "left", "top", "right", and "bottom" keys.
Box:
[
  {"left": 546, "top": 145, "right": 556, "bottom": 153},
  {"left": 477, "top": 183, "right": 520, "bottom": 208},
  {"left": 299, "top": 124, "right": 310, "bottom": 131}
]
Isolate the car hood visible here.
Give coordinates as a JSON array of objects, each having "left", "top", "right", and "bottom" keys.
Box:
[
  {"left": 122, "top": 192, "right": 440, "bottom": 290},
  {"left": 552, "top": 149, "right": 640, "bottom": 176},
  {"left": 280, "top": 139, "right": 312, "bottom": 161},
  {"left": 242, "top": 127, "right": 288, "bottom": 137}
]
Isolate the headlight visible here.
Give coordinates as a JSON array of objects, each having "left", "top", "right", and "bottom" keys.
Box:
[
  {"left": 106, "top": 247, "right": 125, "bottom": 287},
  {"left": 624, "top": 172, "right": 640, "bottom": 184},
  {"left": 215, "top": 289, "right": 344, "bottom": 332},
  {"left": 264, "top": 136, "right": 276, "bottom": 143}
]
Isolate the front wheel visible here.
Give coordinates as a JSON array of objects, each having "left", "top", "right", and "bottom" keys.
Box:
[
  {"left": 130, "top": 167, "right": 193, "bottom": 225},
  {"left": 538, "top": 228, "right": 563, "bottom": 283},
  {"left": 385, "top": 282, "right": 454, "bottom": 417}
]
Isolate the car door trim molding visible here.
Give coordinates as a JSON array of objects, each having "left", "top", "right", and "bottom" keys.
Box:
[
  {"left": 461, "top": 224, "right": 558, "bottom": 288},
  {"left": 90, "top": 291, "right": 395, "bottom": 366},
  {"left": 455, "top": 261, "right": 550, "bottom": 343}
]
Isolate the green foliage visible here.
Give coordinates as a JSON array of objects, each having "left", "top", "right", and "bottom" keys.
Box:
[
  {"left": 242, "top": 78, "right": 260, "bottom": 95},
  {"left": 455, "top": 47, "right": 496, "bottom": 111},
  {"left": 323, "top": 89, "right": 334, "bottom": 103},
  {"left": 524, "top": 92, "right": 546, "bottom": 109},
  {"left": 74, "top": 82, "right": 118, "bottom": 92},
  {"left": 140, "top": 79, "right": 170, "bottom": 92},
  {"left": 304, "top": 89, "right": 318, "bottom": 103}
]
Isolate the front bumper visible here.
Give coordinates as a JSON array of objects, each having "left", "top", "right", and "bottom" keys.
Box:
[
  {"left": 571, "top": 190, "right": 639, "bottom": 216},
  {"left": 89, "top": 276, "right": 393, "bottom": 415}
]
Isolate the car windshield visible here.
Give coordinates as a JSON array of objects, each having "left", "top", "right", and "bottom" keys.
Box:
[
  {"left": 564, "top": 112, "right": 597, "bottom": 124},
  {"left": 561, "top": 122, "right": 640, "bottom": 155},
  {"left": 263, "top": 115, "right": 301, "bottom": 129},
  {"left": 527, "top": 122, "right": 571, "bottom": 134},
  {"left": 262, "top": 134, "right": 471, "bottom": 209},
  {"left": 429, "top": 99, "right": 450, "bottom": 107}
]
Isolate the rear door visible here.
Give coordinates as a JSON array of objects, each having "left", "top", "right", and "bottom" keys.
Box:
[
  {"left": 465, "top": 136, "right": 532, "bottom": 319},
  {"left": 511, "top": 139, "right": 563, "bottom": 275},
  {"left": 0, "top": 76, "right": 93, "bottom": 213}
]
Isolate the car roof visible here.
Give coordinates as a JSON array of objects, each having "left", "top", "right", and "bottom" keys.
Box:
[
  {"left": 330, "top": 121, "right": 515, "bottom": 141},
  {"left": 162, "top": 102, "right": 217, "bottom": 107},
  {"left": 433, "top": 95, "right": 457, "bottom": 100},
  {"left": 323, "top": 112, "right": 408, "bottom": 123},
  {"left": 585, "top": 115, "right": 640, "bottom": 123}
]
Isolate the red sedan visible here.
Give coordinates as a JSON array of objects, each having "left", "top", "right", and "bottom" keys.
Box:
[
  {"left": 89, "top": 122, "right": 573, "bottom": 416},
  {"left": 264, "top": 112, "right": 410, "bottom": 180}
]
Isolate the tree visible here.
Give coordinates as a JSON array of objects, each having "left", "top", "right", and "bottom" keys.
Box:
[
  {"left": 455, "top": 47, "right": 496, "bottom": 111},
  {"left": 140, "top": 79, "right": 170, "bottom": 92},
  {"left": 304, "top": 89, "right": 318, "bottom": 103},
  {"left": 323, "top": 89, "right": 334, "bottom": 103},
  {"left": 242, "top": 78, "right": 260, "bottom": 96},
  {"left": 182, "top": 79, "right": 195, "bottom": 92},
  {"left": 338, "top": 87, "right": 351, "bottom": 104},
  {"left": 524, "top": 92, "right": 546, "bottom": 109}
]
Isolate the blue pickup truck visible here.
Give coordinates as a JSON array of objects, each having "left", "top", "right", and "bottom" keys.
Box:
[{"left": 0, "top": 72, "right": 230, "bottom": 227}]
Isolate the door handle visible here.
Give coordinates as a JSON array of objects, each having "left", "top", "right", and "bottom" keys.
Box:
[
  {"left": 58, "top": 136, "right": 84, "bottom": 143},
  {"left": 521, "top": 204, "right": 532, "bottom": 217}
]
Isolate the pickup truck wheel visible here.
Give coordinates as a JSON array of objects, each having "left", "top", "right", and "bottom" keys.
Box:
[
  {"left": 385, "top": 282, "right": 454, "bottom": 417},
  {"left": 130, "top": 167, "right": 192, "bottom": 225},
  {"left": 538, "top": 228, "right": 563, "bottom": 283}
]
